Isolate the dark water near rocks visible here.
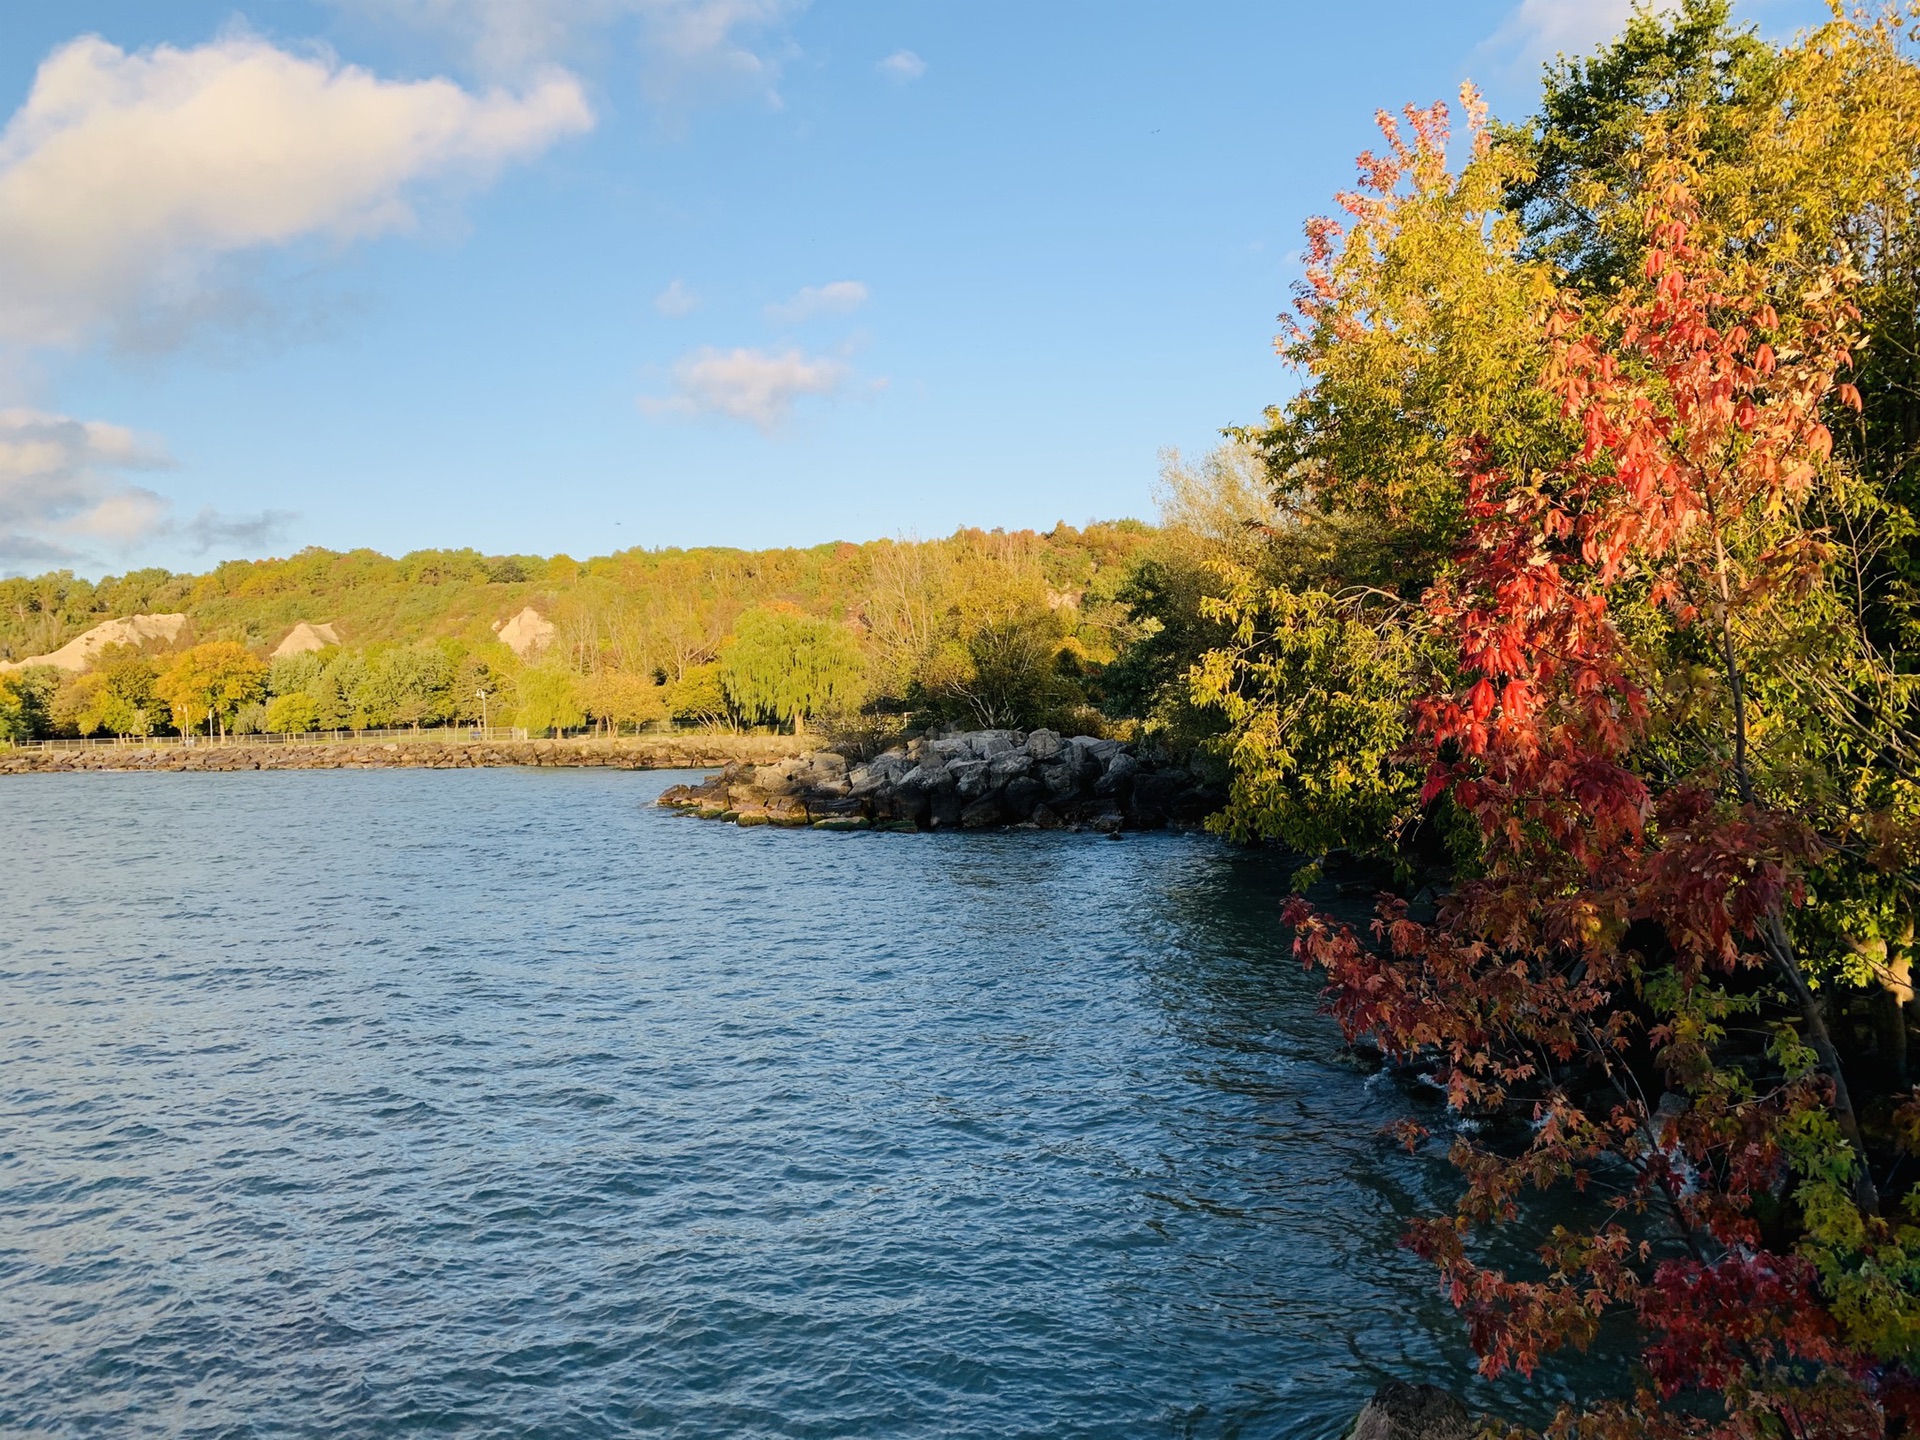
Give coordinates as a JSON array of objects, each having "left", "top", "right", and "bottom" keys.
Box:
[{"left": 2, "top": 769, "right": 1564, "bottom": 1438}]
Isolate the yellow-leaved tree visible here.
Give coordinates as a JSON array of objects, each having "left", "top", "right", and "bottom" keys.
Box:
[{"left": 154, "top": 642, "right": 267, "bottom": 739}]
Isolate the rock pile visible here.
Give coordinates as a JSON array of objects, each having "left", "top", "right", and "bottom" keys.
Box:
[
  {"left": 0, "top": 734, "right": 802, "bottom": 776},
  {"left": 658, "top": 729, "right": 1222, "bottom": 832}
]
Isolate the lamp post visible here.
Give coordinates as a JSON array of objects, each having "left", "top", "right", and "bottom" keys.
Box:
[{"left": 476, "top": 688, "right": 490, "bottom": 737}]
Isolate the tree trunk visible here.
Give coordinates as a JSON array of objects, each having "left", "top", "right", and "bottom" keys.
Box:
[{"left": 1765, "top": 910, "right": 1881, "bottom": 1213}]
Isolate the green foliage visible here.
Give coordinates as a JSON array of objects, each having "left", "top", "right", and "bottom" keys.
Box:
[
  {"left": 666, "top": 662, "right": 733, "bottom": 728},
  {"left": 579, "top": 670, "right": 669, "bottom": 731},
  {"left": 718, "top": 606, "right": 865, "bottom": 731},
  {"left": 263, "top": 692, "right": 319, "bottom": 734},
  {"left": 1206, "top": 5, "right": 1920, "bottom": 1427},
  {"left": 1191, "top": 569, "right": 1425, "bottom": 856},
  {"left": 54, "top": 645, "right": 160, "bottom": 737},
  {"left": 0, "top": 667, "right": 54, "bottom": 742},
  {"left": 362, "top": 645, "right": 456, "bottom": 728},
  {"left": 1496, "top": 0, "right": 1775, "bottom": 285},
  {"left": 515, "top": 666, "right": 584, "bottom": 736},
  {"left": 267, "top": 652, "right": 324, "bottom": 699}
]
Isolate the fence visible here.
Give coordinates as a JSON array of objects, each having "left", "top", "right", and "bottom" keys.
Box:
[
  {"left": 8, "top": 720, "right": 792, "bottom": 754},
  {"left": 19, "top": 726, "right": 534, "bottom": 752}
]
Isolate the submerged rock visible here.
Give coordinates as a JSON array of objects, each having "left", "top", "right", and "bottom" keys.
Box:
[
  {"left": 658, "top": 729, "right": 1223, "bottom": 834},
  {"left": 1347, "top": 1382, "right": 1483, "bottom": 1440}
]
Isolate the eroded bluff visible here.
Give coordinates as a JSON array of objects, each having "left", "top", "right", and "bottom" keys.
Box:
[{"left": 657, "top": 729, "right": 1223, "bottom": 833}]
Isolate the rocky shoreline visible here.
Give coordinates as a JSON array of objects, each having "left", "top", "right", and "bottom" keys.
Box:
[
  {"left": 0, "top": 734, "right": 804, "bottom": 775},
  {"left": 659, "top": 729, "right": 1223, "bottom": 832}
]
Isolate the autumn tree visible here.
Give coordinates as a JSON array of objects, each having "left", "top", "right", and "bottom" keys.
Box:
[
  {"left": 55, "top": 645, "right": 159, "bottom": 738},
  {"left": 154, "top": 642, "right": 266, "bottom": 738},
  {"left": 580, "top": 670, "right": 669, "bottom": 734},
  {"left": 665, "top": 661, "right": 734, "bottom": 729},
  {"left": 1271, "top": 65, "right": 1920, "bottom": 1436},
  {"left": 1193, "top": 85, "right": 1563, "bottom": 861}
]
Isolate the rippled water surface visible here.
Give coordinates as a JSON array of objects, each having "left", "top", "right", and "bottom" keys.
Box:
[{"left": 5, "top": 768, "right": 1512, "bottom": 1438}]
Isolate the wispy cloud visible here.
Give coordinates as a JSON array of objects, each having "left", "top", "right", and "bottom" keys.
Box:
[
  {"left": 877, "top": 49, "right": 926, "bottom": 83},
  {"left": 640, "top": 346, "right": 850, "bottom": 430},
  {"left": 182, "top": 506, "right": 296, "bottom": 555},
  {"left": 0, "top": 408, "right": 172, "bottom": 564},
  {"left": 765, "top": 280, "right": 868, "bottom": 325},
  {"left": 0, "top": 34, "right": 592, "bottom": 353},
  {"left": 0, "top": 408, "right": 297, "bottom": 571},
  {"left": 328, "top": 0, "right": 806, "bottom": 110},
  {"left": 654, "top": 278, "right": 700, "bottom": 316},
  {"left": 1482, "top": 0, "right": 1666, "bottom": 70}
]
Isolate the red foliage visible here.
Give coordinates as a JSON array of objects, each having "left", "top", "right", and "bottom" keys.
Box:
[{"left": 1286, "top": 156, "right": 1906, "bottom": 1433}]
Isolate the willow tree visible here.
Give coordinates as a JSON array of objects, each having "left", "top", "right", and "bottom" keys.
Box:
[{"left": 718, "top": 606, "right": 866, "bottom": 733}]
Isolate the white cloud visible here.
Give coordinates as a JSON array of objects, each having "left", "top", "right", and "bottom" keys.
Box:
[
  {"left": 328, "top": 0, "right": 804, "bottom": 108},
  {"left": 764, "top": 280, "right": 869, "bottom": 324},
  {"left": 0, "top": 409, "right": 172, "bottom": 563},
  {"left": 877, "top": 49, "right": 926, "bottom": 83},
  {"left": 640, "top": 346, "right": 849, "bottom": 430},
  {"left": 0, "top": 408, "right": 295, "bottom": 570},
  {"left": 1483, "top": 0, "right": 1672, "bottom": 69},
  {"left": 0, "top": 34, "right": 593, "bottom": 351},
  {"left": 654, "top": 278, "right": 700, "bottom": 316}
]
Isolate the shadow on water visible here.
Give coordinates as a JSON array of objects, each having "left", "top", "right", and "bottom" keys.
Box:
[{"left": 2, "top": 769, "right": 1607, "bottom": 1438}]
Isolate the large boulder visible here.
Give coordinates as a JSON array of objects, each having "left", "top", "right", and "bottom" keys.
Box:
[
  {"left": 959, "top": 795, "right": 1004, "bottom": 829},
  {"left": 1347, "top": 1382, "right": 1480, "bottom": 1440},
  {"left": 1025, "top": 728, "right": 1065, "bottom": 762},
  {"left": 1001, "top": 775, "right": 1045, "bottom": 818},
  {"left": 949, "top": 757, "right": 993, "bottom": 798},
  {"left": 967, "top": 730, "right": 1019, "bottom": 758},
  {"left": 900, "top": 761, "right": 955, "bottom": 795},
  {"left": 1094, "top": 750, "right": 1139, "bottom": 798},
  {"left": 987, "top": 750, "right": 1033, "bottom": 786}
]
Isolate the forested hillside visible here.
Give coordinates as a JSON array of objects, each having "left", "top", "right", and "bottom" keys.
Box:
[{"left": 0, "top": 522, "right": 1169, "bottom": 740}]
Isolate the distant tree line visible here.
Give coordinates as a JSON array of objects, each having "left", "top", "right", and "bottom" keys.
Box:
[{"left": 0, "top": 523, "right": 1171, "bottom": 742}]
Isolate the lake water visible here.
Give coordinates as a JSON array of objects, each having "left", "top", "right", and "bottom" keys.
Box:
[{"left": 2, "top": 768, "right": 1547, "bottom": 1438}]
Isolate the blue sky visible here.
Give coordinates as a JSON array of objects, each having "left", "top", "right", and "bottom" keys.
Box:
[{"left": 0, "top": 0, "right": 1830, "bottom": 577}]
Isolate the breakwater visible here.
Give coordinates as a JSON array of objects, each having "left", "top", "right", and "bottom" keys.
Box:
[
  {"left": 0, "top": 734, "right": 804, "bottom": 775},
  {"left": 661, "top": 728, "right": 1223, "bottom": 832}
]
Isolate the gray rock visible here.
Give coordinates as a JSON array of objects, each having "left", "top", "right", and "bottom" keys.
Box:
[
  {"left": 948, "top": 757, "right": 993, "bottom": 798},
  {"left": 1347, "top": 1382, "right": 1479, "bottom": 1440},
  {"left": 1039, "top": 759, "right": 1080, "bottom": 797},
  {"left": 900, "top": 761, "right": 954, "bottom": 794},
  {"left": 928, "top": 788, "right": 964, "bottom": 827},
  {"left": 1094, "top": 751, "right": 1139, "bottom": 797},
  {"left": 967, "top": 730, "right": 1019, "bottom": 758},
  {"left": 1002, "top": 775, "right": 1045, "bottom": 817},
  {"left": 1070, "top": 736, "right": 1124, "bottom": 768},
  {"left": 1025, "top": 729, "right": 1065, "bottom": 762},
  {"left": 754, "top": 760, "right": 801, "bottom": 792},
  {"left": 959, "top": 795, "right": 1003, "bottom": 828},
  {"left": 663, "top": 729, "right": 1215, "bottom": 835},
  {"left": 987, "top": 750, "right": 1033, "bottom": 785},
  {"left": 803, "top": 752, "right": 849, "bottom": 781}
]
